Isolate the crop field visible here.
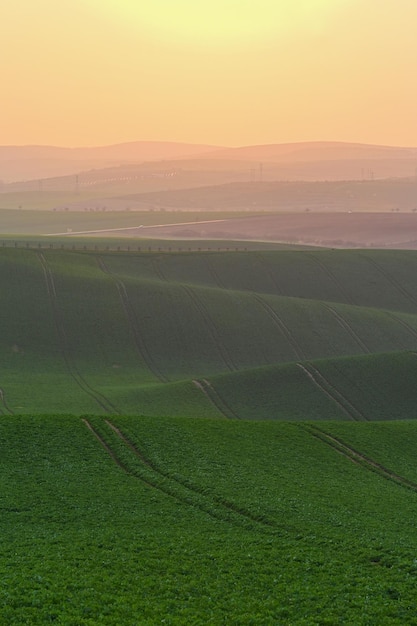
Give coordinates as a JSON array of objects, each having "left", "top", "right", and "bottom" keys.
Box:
[
  {"left": 2, "top": 247, "right": 417, "bottom": 417},
  {"left": 3, "top": 246, "right": 417, "bottom": 623},
  {"left": 2, "top": 415, "right": 417, "bottom": 624}
]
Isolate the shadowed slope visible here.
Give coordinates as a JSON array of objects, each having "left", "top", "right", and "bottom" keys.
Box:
[{"left": 1, "top": 247, "right": 417, "bottom": 416}]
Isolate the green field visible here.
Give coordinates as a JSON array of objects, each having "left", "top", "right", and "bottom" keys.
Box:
[
  {"left": 3, "top": 246, "right": 417, "bottom": 623},
  {"left": 1, "top": 247, "right": 417, "bottom": 417},
  {"left": 2, "top": 416, "right": 417, "bottom": 624}
]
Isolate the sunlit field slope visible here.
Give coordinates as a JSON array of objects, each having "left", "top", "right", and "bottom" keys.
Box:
[
  {"left": 2, "top": 247, "right": 417, "bottom": 418},
  {"left": 2, "top": 415, "right": 417, "bottom": 624}
]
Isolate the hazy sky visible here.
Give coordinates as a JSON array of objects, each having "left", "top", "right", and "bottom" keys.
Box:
[{"left": 2, "top": 0, "right": 417, "bottom": 147}]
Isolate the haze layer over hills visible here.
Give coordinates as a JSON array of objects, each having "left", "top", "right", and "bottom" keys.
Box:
[{"left": 2, "top": 140, "right": 417, "bottom": 183}]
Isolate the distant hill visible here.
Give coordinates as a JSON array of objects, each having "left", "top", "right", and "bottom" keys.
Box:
[
  {"left": 205, "top": 141, "right": 417, "bottom": 163},
  {"left": 2, "top": 140, "right": 417, "bottom": 186},
  {"left": 0, "top": 141, "right": 224, "bottom": 182}
]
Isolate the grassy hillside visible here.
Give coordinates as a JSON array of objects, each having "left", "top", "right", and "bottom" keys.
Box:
[
  {"left": 1, "top": 247, "right": 417, "bottom": 417},
  {"left": 2, "top": 415, "right": 417, "bottom": 624}
]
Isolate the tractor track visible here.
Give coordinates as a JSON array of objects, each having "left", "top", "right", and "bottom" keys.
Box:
[
  {"left": 182, "top": 285, "right": 237, "bottom": 372},
  {"left": 254, "top": 294, "right": 305, "bottom": 360},
  {"left": 308, "top": 254, "right": 354, "bottom": 304},
  {"left": 193, "top": 379, "right": 240, "bottom": 419},
  {"left": 255, "top": 252, "right": 283, "bottom": 296},
  {"left": 297, "top": 362, "right": 366, "bottom": 421},
  {"left": 361, "top": 254, "right": 417, "bottom": 309},
  {"left": 205, "top": 258, "right": 226, "bottom": 289},
  {"left": 0, "top": 388, "right": 14, "bottom": 415},
  {"left": 96, "top": 257, "right": 168, "bottom": 383},
  {"left": 323, "top": 303, "right": 370, "bottom": 353},
  {"left": 384, "top": 311, "right": 417, "bottom": 343},
  {"left": 105, "top": 420, "right": 274, "bottom": 527},
  {"left": 303, "top": 424, "right": 417, "bottom": 493},
  {"left": 84, "top": 418, "right": 274, "bottom": 530},
  {"left": 38, "top": 253, "right": 119, "bottom": 414}
]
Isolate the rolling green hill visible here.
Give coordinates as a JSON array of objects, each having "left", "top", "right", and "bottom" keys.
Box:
[
  {"left": 3, "top": 246, "right": 417, "bottom": 624},
  {"left": 2, "top": 415, "right": 417, "bottom": 624},
  {"left": 1, "top": 246, "right": 417, "bottom": 418}
]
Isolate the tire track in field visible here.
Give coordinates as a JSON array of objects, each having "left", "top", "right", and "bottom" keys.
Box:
[
  {"left": 322, "top": 303, "right": 371, "bottom": 353},
  {"left": 96, "top": 257, "right": 168, "bottom": 383},
  {"left": 105, "top": 419, "right": 275, "bottom": 528},
  {"left": 361, "top": 254, "right": 417, "bottom": 309},
  {"left": 84, "top": 418, "right": 274, "bottom": 530},
  {"left": 384, "top": 311, "right": 417, "bottom": 343},
  {"left": 193, "top": 379, "right": 241, "bottom": 419},
  {"left": 182, "top": 285, "right": 237, "bottom": 372},
  {"left": 303, "top": 424, "right": 417, "bottom": 494},
  {"left": 0, "top": 389, "right": 14, "bottom": 415},
  {"left": 151, "top": 257, "right": 167, "bottom": 282},
  {"left": 38, "top": 253, "right": 120, "bottom": 414},
  {"left": 205, "top": 257, "right": 226, "bottom": 289},
  {"left": 254, "top": 294, "right": 306, "bottom": 360},
  {"left": 297, "top": 362, "right": 366, "bottom": 421},
  {"left": 255, "top": 252, "right": 283, "bottom": 296},
  {"left": 308, "top": 254, "right": 354, "bottom": 304}
]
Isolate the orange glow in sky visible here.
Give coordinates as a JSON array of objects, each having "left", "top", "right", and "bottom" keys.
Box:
[{"left": 2, "top": 0, "right": 417, "bottom": 146}]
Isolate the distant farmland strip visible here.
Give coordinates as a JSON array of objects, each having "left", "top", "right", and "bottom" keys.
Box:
[
  {"left": 96, "top": 257, "right": 168, "bottom": 382},
  {"left": 304, "top": 424, "right": 417, "bottom": 493},
  {"left": 193, "top": 379, "right": 240, "bottom": 419},
  {"left": 38, "top": 253, "right": 120, "bottom": 414},
  {"left": 297, "top": 362, "right": 366, "bottom": 421},
  {"left": 323, "top": 303, "right": 370, "bottom": 353},
  {"left": 182, "top": 285, "right": 237, "bottom": 371},
  {"left": 254, "top": 294, "right": 305, "bottom": 360}
]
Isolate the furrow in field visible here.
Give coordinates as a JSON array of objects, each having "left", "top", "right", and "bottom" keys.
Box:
[
  {"left": 0, "top": 388, "right": 14, "bottom": 415},
  {"left": 254, "top": 294, "right": 305, "bottom": 360},
  {"left": 181, "top": 285, "right": 237, "bottom": 372},
  {"left": 308, "top": 254, "right": 354, "bottom": 304},
  {"left": 105, "top": 420, "right": 275, "bottom": 528},
  {"left": 97, "top": 257, "right": 168, "bottom": 383},
  {"left": 38, "top": 253, "right": 119, "bottom": 414},
  {"left": 323, "top": 303, "right": 371, "bottom": 353},
  {"left": 304, "top": 424, "right": 417, "bottom": 493},
  {"left": 193, "top": 379, "right": 239, "bottom": 419},
  {"left": 297, "top": 363, "right": 366, "bottom": 421},
  {"left": 361, "top": 255, "right": 417, "bottom": 309}
]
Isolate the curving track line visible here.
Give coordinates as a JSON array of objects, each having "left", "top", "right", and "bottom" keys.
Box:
[
  {"left": 255, "top": 252, "right": 283, "bottom": 296},
  {"left": 0, "top": 388, "right": 14, "bottom": 415},
  {"left": 193, "top": 379, "right": 240, "bottom": 419},
  {"left": 297, "top": 362, "right": 366, "bottom": 421},
  {"left": 97, "top": 257, "right": 168, "bottom": 383},
  {"left": 254, "top": 294, "right": 305, "bottom": 360},
  {"left": 84, "top": 418, "right": 274, "bottom": 530},
  {"left": 303, "top": 424, "right": 417, "bottom": 493},
  {"left": 308, "top": 254, "right": 354, "bottom": 304},
  {"left": 38, "top": 253, "right": 120, "bottom": 414},
  {"left": 361, "top": 254, "right": 417, "bottom": 309},
  {"left": 182, "top": 285, "right": 237, "bottom": 372},
  {"left": 323, "top": 303, "right": 370, "bottom": 353}
]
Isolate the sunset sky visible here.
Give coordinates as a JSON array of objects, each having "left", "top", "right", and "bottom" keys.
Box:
[{"left": 2, "top": 0, "right": 417, "bottom": 147}]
